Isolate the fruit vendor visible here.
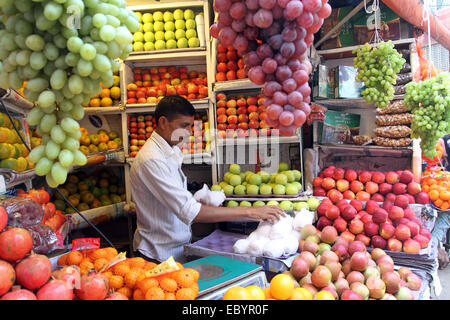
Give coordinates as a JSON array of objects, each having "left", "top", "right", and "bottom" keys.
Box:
[{"left": 130, "top": 95, "right": 284, "bottom": 263}]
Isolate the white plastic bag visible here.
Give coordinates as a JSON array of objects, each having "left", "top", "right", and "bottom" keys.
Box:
[
  {"left": 247, "top": 237, "right": 269, "bottom": 256},
  {"left": 233, "top": 238, "right": 250, "bottom": 254},
  {"left": 283, "top": 234, "right": 300, "bottom": 256},
  {"left": 193, "top": 184, "right": 226, "bottom": 207},
  {"left": 269, "top": 216, "right": 293, "bottom": 240},
  {"left": 293, "top": 209, "right": 315, "bottom": 231},
  {"left": 263, "top": 239, "right": 285, "bottom": 258},
  {"left": 255, "top": 221, "right": 273, "bottom": 238}
]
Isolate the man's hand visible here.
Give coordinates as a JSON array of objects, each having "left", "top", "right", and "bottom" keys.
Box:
[{"left": 244, "top": 205, "right": 286, "bottom": 223}]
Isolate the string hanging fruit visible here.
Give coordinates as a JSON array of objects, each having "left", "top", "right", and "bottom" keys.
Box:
[
  {"left": 210, "top": 0, "right": 331, "bottom": 135},
  {"left": 404, "top": 72, "right": 450, "bottom": 158},
  {"left": 0, "top": 0, "right": 139, "bottom": 187},
  {"left": 353, "top": 40, "right": 406, "bottom": 108}
]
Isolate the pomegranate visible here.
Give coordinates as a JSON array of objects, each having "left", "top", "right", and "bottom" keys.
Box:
[
  {"left": 0, "top": 228, "right": 33, "bottom": 262},
  {"left": 36, "top": 280, "right": 74, "bottom": 300},
  {"left": 105, "top": 292, "right": 129, "bottom": 300},
  {"left": 15, "top": 254, "right": 52, "bottom": 290},
  {"left": 0, "top": 260, "right": 15, "bottom": 296},
  {"left": 0, "top": 207, "right": 7, "bottom": 231},
  {"left": 1, "top": 288, "right": 37, "bottom": 300},
  {"left": 76, "top": 271, "right": 109, "bottom": 300},
  {"left": 52, "top": 266, "right": 81, "bottom": 289}
]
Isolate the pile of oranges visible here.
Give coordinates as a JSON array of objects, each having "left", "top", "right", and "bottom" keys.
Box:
[
  {"left": 422, "top": 167, "right": 450, "bottom": 211},
  {"left": 223, "top": 274, "right": 334, "bottom": 300},
  {"left": 87, "top": 74, "right": 121, "bottom": 108},
  {"left": 57, "top": 248, "right": 200, "bottom": 300}
]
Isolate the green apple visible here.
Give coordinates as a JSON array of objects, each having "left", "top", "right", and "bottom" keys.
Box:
[
  {"left": 253, "top": 201, "right": 266, "bottom": 207},
  {"left": 293, "top": 201, "right": 309, "bottom": 211},
  {"left": 248, "top": 173, "right": 262, "bottom": 186},
  {"left": 185, "top": 28, "right": 197, "bottom": 39},
  {"left": 307, "top": 197, "right": 320, "bottom": 211},
  {"left": 229, "top": 174, "right": 242, "bottom": 187},
  {"left": 259, "top": 184, "right": 273, "bottom": 195},
  {"left": 229, "top": 164, "right": 241, "bottom": 174},
  {"left": 223, "top": 184, "right": 234, "bottom": 195},
  {"left": 184, "top": 9, "right": 195, "bottom": 20},
  {"left": 224, "top": 172, "right": 232, "bottom": 183},
  {"left": 164, "top": 30, "right": 175, "bottom": 41},
  {"left": 270, "top": 173, "right": 277, "bottom": 183},
  {"left": 154, "top": 21, "right": 165, "bottom": 32},
  {"left": 292, "top": 170, "right": 302, "bottom": 181},
  {"left": 258, "top": 171, "right": 270, "bottom": 183},
  {"left": 177, "top": 38, "right": 188, "bottom": 48},
  {"left": 154, "top": 31, "right": 165, "bottom": 41},
  {"left": 154, "top": 39, "right": 166, "bottom": 50},
  {"left": 175, "top": 19, "right": 185, "bottom": 30},
  {"left": 173, "top": 9, "right": 184, "bottom": 20},
  {"left": 133, "top": 42, "right": 144, "bottom": 51},
  {"left": 226, "top": 200, "right": 239, "bottom": 208},
  {"left": 245, "top": 171, "right": 253, "bottom": 180},
  {"left": 143, "top": 22, "right": 154, "bottom": 33},
  {"left": 144, "top": 31, "right": 155, "bottom": 42},
  {"left": 163, "top": 11, "right": 173, "bottom": 22},
  {"left": 273, "top": 184, "right": 286, "bottom": 195},
  {"left": 234, "top": 184, "right": 246, "bottom": 195},
  {"left": 284, "top": 170, "right": 296, "bottom": 183},
  {"left": 133, "top": 32, "right": 144, "bottom": 42},
  {"left": 211, "top": 184, "right": 222, "bottom": 191},
  {"left": 164, "top": 21, "right": 175, "bottom": 32},
  {"left": 175, "top": 29, "right": 186, "bottom": 40},
  {"left": 280, "top": 200, "right": 294, "bottom": 211},
  {"left": 246, "top": 184, "right": 259, "bottom": 195},
  {"left": 188, "top": 36, "right": 200, "bottom": 47},
  {"left": 142, "top": 13, "right": 153, "bottom": 24},
  {"left": 144, "top": 42, "right": 155, "bottom": 51},
  {"left": 275, "top": 173, "right": 288, "bottom": 185},
  {"left": 285, "top": 183, "right": 299, "bottom": 195},
  {"left": 278, "top": 162, "right": 289, "bottom": 172},
  {"left": 153, "top": 11, "right": 163, "bottom": 21},
  {"left": 267, "top": 200, "right": 279, "bottom": 207},
  {"left": 135, "top": 12, "right": 142, "bottom": 22},
  {"left": 219, "top": 181, "right": 229, "bottom": 189},
  {"left": 185, "top": 18, "right": 196, "bottom": 30},
  {"left": 240, "top": 201, "right": 252, "bottom": 207},
  {"left": 291, "top": 181, "right": 302, "bottom": 191},
  {"left": 239, "top": 172, "right": 246, "bottom": 182},
  {"left": 318, "top": 243, "right": 331, "bottom": 255}
]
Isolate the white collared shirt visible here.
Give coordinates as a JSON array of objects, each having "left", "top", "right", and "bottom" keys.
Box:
[{"left": 130, "top": 131, "right": 202, "bottom": 262}]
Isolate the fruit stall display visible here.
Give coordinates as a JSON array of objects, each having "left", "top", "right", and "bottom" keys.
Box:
[
  {"left": 125, "top": 66, "right": 208, "bottom": 105},
  {"left": 79, "top": 128, "right": 123, "bottom": 156},
  {"left": 131, "top": 8, "right": 204, "bottom": 52},
  {"left": 180, "top": 112, "right": 211, "bottom": 155},
  {"left": 421, "top": 167, "right": 450, "bottom": 211},
  {"left": 212, "top": 162, "right": 303, "bottom": 197},
  {"left": 224, "top": 197, "right": 320, "bottom": 211},
  {"left": 86, "top": 73, "right": 122, "bottom": 108},
  {"left": 0, "top": 112, "right": 31, "bottom": 172},
  {"left": 215, "top": 41, "right": 247, "bottom": 82},
  {"left": 52, "top": 169, "right": 126, "bottom": 215},
  {"left": 215, "top": 92, "right": 275, "bottom": 139}
]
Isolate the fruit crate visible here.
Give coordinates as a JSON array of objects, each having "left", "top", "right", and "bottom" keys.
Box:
[{"left": 127, "top": 0, "right": 209, "bottom": 55}]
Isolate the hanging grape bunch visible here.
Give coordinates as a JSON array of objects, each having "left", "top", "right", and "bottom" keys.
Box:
[
  {"left": 404, "top": 72, "right": 450, "bottom": 158},
  {"left": 353, "top": 41, "right": 406, "bottom": 108},
  {"left": 0, "top": 0, "right": 139, "bottom": 187},
  {"left": 210, "top": 0, "right": 331, "bottom": 136}
]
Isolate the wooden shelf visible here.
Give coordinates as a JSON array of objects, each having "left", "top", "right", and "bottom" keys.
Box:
[
  {"left": 213, "top": 79, "right": 263, "bottom": 92},
  {"left": 216, "top": 135, "right": 301, "bottom": 147},
  {"left": 315, "top": 144, "right": 413, "bottom": 156},
  {"left": 127, "top": 0, "right": 205, "bottom": 11},
  {"left": 125, "top": 98, "right": 209, "bottom": 113},
  {"left": 315, "top": 95, "right": 404, "bottom": 110},
  {"left": 125, "top": 48, "right": 207, "bottom": 64},
  {"left": 83, "top": 106, "right": 124, "bottom": 115}
]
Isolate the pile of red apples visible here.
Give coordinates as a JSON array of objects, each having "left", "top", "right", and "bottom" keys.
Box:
[
  {"left": 128, "top": 114, "right": 157, "bottom": 157},
  {"left": 215, "top": 42, "right": 247, "bottom": 81},
  {"left": 315, "top": 197, "right": 432, "bottom": 254},
  {"left": 313, "top": 166, "right": 430, "bottom": 205}
]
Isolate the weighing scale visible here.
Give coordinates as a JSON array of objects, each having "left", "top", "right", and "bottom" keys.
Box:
[{"left": 184, "top": 255, "right": 267, "bottom": 300}]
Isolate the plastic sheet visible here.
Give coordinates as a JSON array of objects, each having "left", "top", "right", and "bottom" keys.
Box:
[{"left": 0, "top": 196, "right": 44, "bottom": 228}]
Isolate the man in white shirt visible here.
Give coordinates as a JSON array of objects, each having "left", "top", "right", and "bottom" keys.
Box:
[{"left": 130, "top": 95, "right": 284, "bottom": 263}]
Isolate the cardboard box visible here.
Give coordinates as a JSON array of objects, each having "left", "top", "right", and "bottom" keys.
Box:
[
  {"left": 318, "top": 110, "right": 361, "bottom": 145},
  {"left": 333, "top": 65, "right": 364, "bottom": 99},
  {"left": 320, "top": 6, "right": 355, "bottom": 50}
]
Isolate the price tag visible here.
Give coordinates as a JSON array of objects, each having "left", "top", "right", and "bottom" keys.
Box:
[{"left": 72, "top": 238, "right": 100, "bottom": 251}]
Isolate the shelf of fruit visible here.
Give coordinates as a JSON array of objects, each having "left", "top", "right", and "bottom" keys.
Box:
[
  {"left": 315, "top": 143, "right": 413, "bottom": 155},
  {"left": 213, "top": 39, "right": 248, "bottom": 83},
  {"left": 314, "top": 95, "right": 405, "bottom": 110},
  {"left": 83, "top": 106, "right": 125, "bottom": 115},
  {"left": 214, "top": 79, "right": 263, "bottom": 92},
  {"left": 79, "top": 128, "right": 123, "bottom": 157}
]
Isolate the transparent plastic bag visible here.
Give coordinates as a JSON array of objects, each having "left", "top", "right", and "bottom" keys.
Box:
[
  {"left": 374, "top": 125, "right": 411, "bottom": 138},
  {"left": 376, "top": 100, "right": 409, "bottom": 115},
  {"left": 26, "top": 224, "right": 59, "bottom": 255},
  {"left": 376, "top": 113, "right": 413, "bottom": 126},
  {"left": 374, "top": 137, "right": 412, "bottom": 147},
  {"left": 0, "top": 196, "right": 44, "bottom": 228}
]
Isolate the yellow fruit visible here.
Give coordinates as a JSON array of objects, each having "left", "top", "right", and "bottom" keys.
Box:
[
  {"left": 30, "top": 137, "right": 41, "bottom": 149},
  {"left": 89, "top": 134, "right": 99, "bottom": 145},
  {"left": 98, "top": 142, "right": 108, "bottom": 152},
  {"left": 314, "top": 290, "right": 335, "bottom": 300},
  {"left": 16, "top": 157, "right": 28, "bottom": 172},
  {"left": 88, "top": 144, "right": 99, "bottom": 154},
  {"left": 289, "top": 288, "right": 313, "bottom": 300},
  {"left": 89, "top": 98, "right": 101, "bottom": 108},
  {"left": 0, "top": 158, "right": 17, "bottom": 171},
  {"left": 0, "top": 143, "right": 10, "bottom": 160},
  {"left": 79, "top": 145, "right": 90, "bottom": 155},
  {"left": 245, "top": 286, "right": 265, "bottom": 300},
  {"left": 223, "top": 286, "right": 249, "bottom": 300},
  {"left": 113, "top": 138, "right": 122, "bottom": 147},
  {"left": 110, "top": 86, "right": 120, "bottom": 99},
  {"left": 113, "top": 75, "right": 120, "bottom": 87},
  {"left": 80, "top": 135, "right": 91, "bottom": 146},
  {"left": 101, "top": 97, "right": 112, "bottom": 107},
  {"left": 6, "top": 129, "right": 18, "bottom": 144},
  {"left": 100, "top": 88, "right": 110, "bottom": 98},
  {"left": 269, "top": 274, "right": 294, "bottom": 300},
  {"left": 0, "top": 127, "right": 8, "bottom": 143}
]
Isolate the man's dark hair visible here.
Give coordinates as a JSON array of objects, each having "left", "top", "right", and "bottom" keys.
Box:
[{"left": 154, "top": 95, "right": 195, "bottom": 123}]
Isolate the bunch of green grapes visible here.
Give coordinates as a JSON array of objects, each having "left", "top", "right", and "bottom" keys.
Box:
[
  {"left": 353, "top": 41, "right": 406, "bottom": 108},
  {"left": 0, "top": 0, "right": 139, "bottom": 187},
  {"left": 404, "top": 72, "right": 450, "bottom": 158}
]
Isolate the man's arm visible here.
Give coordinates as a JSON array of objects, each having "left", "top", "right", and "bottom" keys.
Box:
[{"left": 194, "top": 205, "right": 285, "bottom": 223}]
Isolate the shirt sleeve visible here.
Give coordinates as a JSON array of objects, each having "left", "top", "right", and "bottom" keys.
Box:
[{"left": 138, "top": 158, "right": 201, "bottom": 225}]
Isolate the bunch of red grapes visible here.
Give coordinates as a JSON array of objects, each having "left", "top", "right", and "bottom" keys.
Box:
[{"left": 210, "top": 0, "right": 331, "bottom": 136}]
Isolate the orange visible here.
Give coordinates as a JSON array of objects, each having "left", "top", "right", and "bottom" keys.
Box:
[
  {"left": 137, "top": 277, "right": 159, "bottom": 293},
  {"left": 144, "top": 262, "right": 157, "bottom": 271},
  {"left": 117, "top": 286, "right": 133, "bottom": 299},
  {"left": 80, "top": 128, "right": 89, "bottom": 136},
  {"left": 109, "top": 275, "right": 124, "bottom": 289},
  {"left": 100, "top": 88, "right": 110, "bottom": 98},
  {"left": 191, "top": 283, "right": 199, "bottom": 296},
  {"left": 429, "top": 190, "right": 440, "bottom": 201},
  {"left": 101, "top": 97, "right": 113, "bottom": 107},
  {"left": 223, "top": 286, "right": 248, "bottom": 300},
  {"left": 289, "top": 288, "right": 313, "bottom": 300},
  {"left": 103, "top": 271, "right": 113, "bottom": 278},
  {"left": 434, "top": 199, "right": 444, "bottom": 207},
  {"left": 57, "top": 253, "right": 68, "bottom": 266},
  {"left": 269, "top": 274, "right": 294, "bottom": 300},
  {"left": 263, "top": 287, "right": 272, "bottom": 300},
  {"left": 67, "top": 250, "right": 83, "bottom": 266},
  {"left": 440, "top": 190, "right": 450, "bottom": 201},
  {"left": 184, "top": 268, "right": 199, "bottom": 282},
  {"left": 165, "top": 292, "right": 176, "bottom": 300},
  {"left": 159, "top": 277, "right": 178, "bottom": 293},
  {"left": 145, "top": 287, "right": 165, "bottom": 300},
  {"left": 89, "top": 98, "right": 101, "bottom": 108},
  {"left": 128, "top": 257, "right": 146, "bottom": 269},
  {"left": 94, "top": 258, "right": 109, "bottom": 272},
  {"left": 124, "top": 268, "right": 142, "bottom": 289},
  {"left": 314, "top": 290, "right": 335, "bottom": 300},
  {"left": 173, "top": 269, "right": 195, "bottom": 288},
  {"left": 441, "top": 201, "right": 449, "bottom": 210},
  {"left": 175, "top": 287, "right": 197, "bottom": 300},
  {"left": 133, "top": 288, "right": 145, "bottom": 300},
  {"left": 245, "top": 286, "right": 265, "bottom": 300},
  {"left": 113, "top": 264, "right": 130, "bottom": 277},
  {"left": 107, "top": 140, "right": 119, "bottom": 150},
  {"left": 89, "top": 248, "right": 108, "bottom": 261},
  {"left": 104, "top": 247, "right": 118, "bottom": 258},
  {"left": 422, "top": 185, "right": 430, "bottom": 193},
  {"left": 110, "top": 86, "right": 120, "bottom": 99}
]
